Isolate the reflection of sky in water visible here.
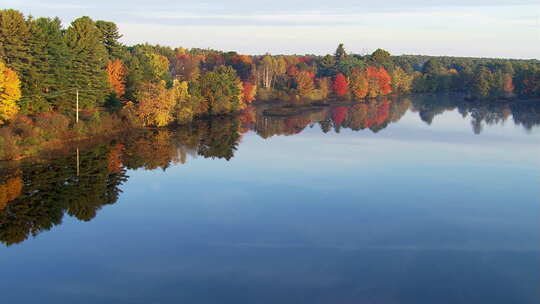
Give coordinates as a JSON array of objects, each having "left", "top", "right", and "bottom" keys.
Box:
[{"left": 1, "top": 106, "right": 539, "bottom": 304}]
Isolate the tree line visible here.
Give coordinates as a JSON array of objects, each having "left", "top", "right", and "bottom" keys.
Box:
[{"left": 1, "top": 9, "right": 539, "bottom": 129}]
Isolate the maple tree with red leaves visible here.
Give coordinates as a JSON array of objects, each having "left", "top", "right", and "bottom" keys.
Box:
[{"left": 333, "top": 73, "right": 348, "bottom": 97}]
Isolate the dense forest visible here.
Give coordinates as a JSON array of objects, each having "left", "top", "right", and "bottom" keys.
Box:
[{"left": 0, "top": 9, "right": 539, "bottom": 160}]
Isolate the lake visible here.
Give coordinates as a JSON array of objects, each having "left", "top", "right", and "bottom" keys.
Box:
[{"left": 1, "top": 94, "right": 539, "bottom": 303}]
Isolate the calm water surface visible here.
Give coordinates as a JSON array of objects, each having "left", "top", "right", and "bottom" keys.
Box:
[{"left": 1, "top": 95, "right": 539, "bottom": 303}]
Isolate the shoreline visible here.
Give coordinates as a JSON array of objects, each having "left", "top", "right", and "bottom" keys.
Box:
[{"left": 1, "top": 94, "right": 538, "bottom": 163}]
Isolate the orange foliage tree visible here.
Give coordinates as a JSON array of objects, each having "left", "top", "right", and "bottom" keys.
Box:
[
  {"left": 106, "top": 60, "right": 127, "bottom": 98},
  {"left": 366, "top": 67, "right": 381, "bottom": 98},
  {"left": 378, "top": 67, "right": 392, "bottom": 95},
  {"left": 365, "top": 66, "right": 392, "bottom": 98},
  {"left": 242, "top": 82, "right": 257, "bottom": 104},
  {"left": 503, "top": 73, "right": 514, "bottom": 95}
]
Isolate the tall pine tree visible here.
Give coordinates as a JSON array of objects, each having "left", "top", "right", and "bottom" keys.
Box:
[
  {"left": 96, "top": 20, "right": 126, "bottom": 61},
  {"left": 64, "top": 17, "right": 109, "bottom": 109}
]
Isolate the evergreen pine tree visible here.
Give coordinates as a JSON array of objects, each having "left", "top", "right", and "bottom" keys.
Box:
[
  {"left": 39, "top": 18, "right": 71, "bottom": 111},
  {"left": 64, "top": 17, "right": 109, "bottom": 109},
  {"left": 96, "top": 21, "right": 126, "bottom": 60},
  {"left": 335, "top": 44, "right": 347, "bottom": 62}
]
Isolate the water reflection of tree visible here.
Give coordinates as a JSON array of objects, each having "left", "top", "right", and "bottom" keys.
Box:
[
  {"left": 0, "top": 145, "right": 128, "bottom": 245},
  {"left": 197, "top": 117, "right": 240, "bottom": 160},
  {"left": 2, "top": 98, "right": 540, "bottom": 245},
  {"left": 0, "top": 170, "right": 22, "bottom": 212},
  {"left": 411, "top": 94, "right": 540, "bottom": 134},
  {"left": 254, "top": 98, "right": 411, "bottom": 137},
  {"left": 511, "top": 102, "right": 540, "bottom": 131},
  {"left": 0, "top": 117, "right": 243, "bottom": 246}
]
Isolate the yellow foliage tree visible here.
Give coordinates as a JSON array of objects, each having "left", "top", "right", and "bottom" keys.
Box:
[
  {"left": 295, "top": 71, "right": 315, "bottom": 98},
  {"left": 145, "top": 53, "right": 170, "bottom": 81},
  {"left": 391, "top": 66, "right": 414, "bottom": 94},
  {"left": 173, "top": 80, "right": 194, "bottom": 123},
  {"left": 0, "top": 62, "right": 21, "bottom": 124},
  {"left": 350, "top": 68, "right": 369, "bottom": 99},
  {"left": 317, "top": 77, "right": 331, "bottom": 99},
  {"left": 136, "top": 81, "right": 176, "bottom": 127}
]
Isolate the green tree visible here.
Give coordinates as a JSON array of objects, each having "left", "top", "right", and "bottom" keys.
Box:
[
  {"left": 422, "top": 59, "right": 443, "bottom": 92},
  {"left": 422, "top": 58, "right": 443, "bottom": 75},
  {"left": 64, "top": 16, "right": 109, "bottom": 109},
  {"left": 25, "top": 17, "right": 71, "bottom": 112},
  {"left": 335, "top": 43, "right": 347, "bottom": 62},
  {"left": 370, "top": 48, "right": 393, "bottom": 70},
  {"left": 317, "top": 54, "right": 337, "bottom": 77},
  {"left": 195, "top": 66, "right": 242, "bottom": 115},
  {"left": 471, "top": 66, "right": 493, "bottom": 99},
  {"left": 96, "top": 20, "right": 125, "bottom": 60}
]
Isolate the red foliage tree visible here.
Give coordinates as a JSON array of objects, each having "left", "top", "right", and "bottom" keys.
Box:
[
  {"left": 378, "top": 67, "right": 392, "bottom": 95},
  {"left": 333, "top": 73, "right": 348, "bottom": 97}
]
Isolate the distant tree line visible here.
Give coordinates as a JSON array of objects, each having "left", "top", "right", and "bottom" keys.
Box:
[{"left": 0, "top": 9, "right": 539, "bottom": 130}]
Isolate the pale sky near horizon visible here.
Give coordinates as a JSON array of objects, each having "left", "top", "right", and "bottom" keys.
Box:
[{"left": 2, "top": 0, "right": 539, "bottom": 59}]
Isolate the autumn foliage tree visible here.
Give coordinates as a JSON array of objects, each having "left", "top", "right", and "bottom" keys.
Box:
[
  {"left": 295, "top": 71, "right": 315, "bottom": 98},
  {"left": 317, "top": 77, "right": 331, "bottom": 99},
  {"left": 378, "top": 67, "right": 392, "bottom": 96},
  {"left": 349, "top": 68, "right": 368, "bottom": 99},
  {"left": 333, "top": 73, "right": 348, "bottom": 97},
  {"left": 242, "top": 82, "right": 257, "bottom": 104},
  {"left": 391, "top": 66, "right": 413, "bottom": 94},
  {"left": 365, "top": 66, "right": 392, "bottom": 98},
  {"left": 0, "top": 61, "right": 21, "bottom": 124},
  {"left": 135, "top": 81, "right": 176, "bottom": 127},
  {"left": 172, "top": 80, "right": 194, "bottom": 123},
  {"left": 366, "top": 67, "right": 381, "bottom": 98},
  {"left": 502, "top": 73, "right": 514, "bottom": 96},
  {"left": 107, "top": 60, "right": 127, "bottom": 98}
]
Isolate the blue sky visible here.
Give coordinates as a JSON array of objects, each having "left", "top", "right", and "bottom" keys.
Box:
[{"left": 2, "top": 0, "right": 539, "bottom": 58}]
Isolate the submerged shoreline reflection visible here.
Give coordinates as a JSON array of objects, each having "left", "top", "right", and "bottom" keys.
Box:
[{"left": 1, "top": 95, "right": 539, "bottom": 245}]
